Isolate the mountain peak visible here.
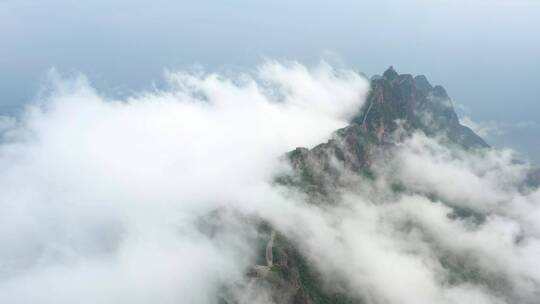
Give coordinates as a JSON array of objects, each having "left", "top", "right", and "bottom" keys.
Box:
[
  {"left": 432, "top": 85, "right": 449, "bottom": 99},
  {"left": 414, "top": 75, "right": 433, "bottom": 92},
  {"left": 382, "top": 66, "right": 399, "bottom": 81},
  {"left": 351, "top": 67, "right": 488, "bottom": 149}
]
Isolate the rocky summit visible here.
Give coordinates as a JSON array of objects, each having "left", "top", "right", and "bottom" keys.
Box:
[
  {"left": 242, "top": 67, "right": 500, "bottom": 304},
  {"left": 284, "top": 67, "right": 488, "bottom": 199}
]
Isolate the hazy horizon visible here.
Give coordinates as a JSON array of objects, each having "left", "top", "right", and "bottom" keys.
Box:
[{"left": 1, "top": 0, "right": 539, "bottom": 162}]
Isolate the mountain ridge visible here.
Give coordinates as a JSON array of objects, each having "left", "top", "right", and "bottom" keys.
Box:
[
  {"left": 282, "top": 67, "right": 489, "bottom": 200},
  {"left": 250, "top": 67, "right": 493, "bottom": 304},
  {"left": 247, "top": 67, "right": 537, "bottom": 304}
]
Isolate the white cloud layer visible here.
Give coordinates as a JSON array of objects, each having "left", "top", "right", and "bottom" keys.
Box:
[
  {"left": 0, "top": 62, "right": 368, "bottom": 303},
  {"left": 281, "top": 132, "right": 540, "bottom": 304},
  {"left": 0, "top": 61, "right": 539, "bottom": 304},
  {"left": 459, "top": 116, "right": 503, "bottom": 138}
]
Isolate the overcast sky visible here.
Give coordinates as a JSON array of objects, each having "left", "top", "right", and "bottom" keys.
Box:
[{"left": 1, "top": 0, "right": 539, "bottom": 162}]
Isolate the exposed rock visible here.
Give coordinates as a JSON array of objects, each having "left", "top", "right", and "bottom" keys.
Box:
[
  {"left": 282, "top": 67, "right": 489, "bottom": 197},
  {"left": 382, "top": 65, "right": 399, "bottom": 81},
  {"left": 257, "top": 67, "right": 494, "bottom": 304},
  {"left": 413, "top": 75, "right": 433, "bottom": 92},
  {"left": 352, "top": 66, "right": 487, "bottom": 149}
]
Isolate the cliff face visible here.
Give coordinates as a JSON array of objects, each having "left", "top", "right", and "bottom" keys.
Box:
[
  {"left": 353, "top": 66, "right": 487, "bottom": 149},
  {"left": 250, "top": 68, "right": 538, "bottom": 304},
  {"left": 284, "top": 67, "right": 488, "bottom": 200},
  {"left": 252, "top": 67, "right": 494, "bottom": 304}
]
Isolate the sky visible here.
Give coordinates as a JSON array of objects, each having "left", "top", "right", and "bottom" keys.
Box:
[
  {"left": 0, "top": 0, "right": 539, "bottom": 162},
  {"left": 1, "top": 4, "right": 540, "bottom": 301}
]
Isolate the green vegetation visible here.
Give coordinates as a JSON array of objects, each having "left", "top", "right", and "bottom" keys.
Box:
[{"left": 270, "top": 265, "right": 281, "bottom": 272}]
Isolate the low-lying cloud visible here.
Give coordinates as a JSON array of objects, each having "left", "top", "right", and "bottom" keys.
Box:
[
  {"left": 260, "top": 130, "right": 540, "bottom": 304},
  {"left": 0, "top": 61, "right": 539, "bottom": 304},
  {"left": 0, "top": 61, "right": 368, "bottom": 303}
]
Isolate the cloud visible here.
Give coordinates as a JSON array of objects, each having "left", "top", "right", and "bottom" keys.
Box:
[
  {"left": 460, "top": 116, "right": 503, "bottom": 138},
  {"left": 279, "top": 132, "right": 540, "bottom": 304},
  {"left": 0, "top": 61, "right": 368, "bottom": 303},
  {"left": 384, "top": 132, "right": 527, "bottom": 211},
  {"left": 0, "top": 60, "right": 539, "bottom": 304}
]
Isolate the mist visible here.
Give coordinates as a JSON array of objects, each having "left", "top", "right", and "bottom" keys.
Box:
[
  {"left": 0, "top": 61, "right": 539, "bottom": 304},
  {"left": 2, "top": 0, "right": 539, "bottom": 163},
  {"left": 0, "top": 62, "right": 368, "bottom": 303}
]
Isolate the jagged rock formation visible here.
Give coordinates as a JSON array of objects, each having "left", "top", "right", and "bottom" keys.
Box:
[
  {"left": 258, "top": 67, "right": 490, "bottom": 303},
  {"left": 284, "top": 124, "right": 378, "bottom": 201},
  {"left": 352, "top": 66, "right": 487, "bottom": 149},
  {"left": 282, "top": 67, "right": 488, "bottom": 200},
  {"left": 252, "top": 67, "right": 513, "bottom": 304}
]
